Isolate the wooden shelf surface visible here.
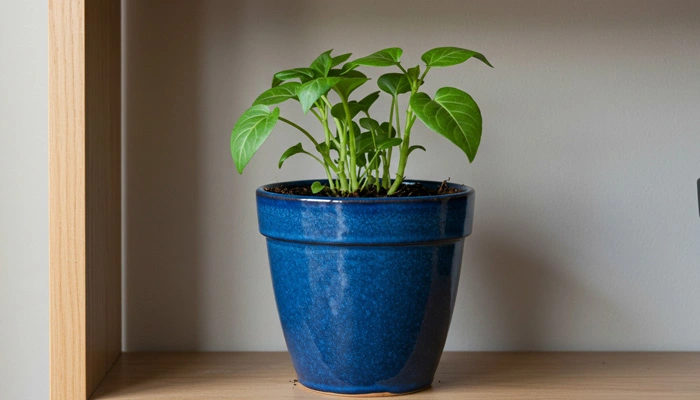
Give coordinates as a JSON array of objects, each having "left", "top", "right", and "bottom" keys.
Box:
[{"left": 90, "top": 352, "right": 700, "bottom": 399}]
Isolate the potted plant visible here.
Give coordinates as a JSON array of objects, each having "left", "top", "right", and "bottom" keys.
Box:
[{"left": 231, "top": 47, "right": 491, "bottom": 396}]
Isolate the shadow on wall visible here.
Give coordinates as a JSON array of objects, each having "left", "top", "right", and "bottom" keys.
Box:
[
  {"left": 122, "top": 0, "right": 306, "bottom": 351},
  {"left": 123, "top": 1, "right": 205, "bottom": 350},
  {"left": 458, "top": 224, "right": 633, "bottom": 351}
]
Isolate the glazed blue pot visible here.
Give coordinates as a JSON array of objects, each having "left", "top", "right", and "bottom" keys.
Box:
[{"left": 257, "top": 180, "right": 475, "bottom": 396}]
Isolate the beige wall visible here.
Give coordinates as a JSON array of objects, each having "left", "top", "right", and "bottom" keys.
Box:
[{"left": 122, "top": 0, "right": 700, "bottom": 352}]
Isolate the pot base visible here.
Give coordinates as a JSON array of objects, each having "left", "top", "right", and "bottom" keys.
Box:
[{"left": 299, "top": 382, "right": 432, "bottom": 397}]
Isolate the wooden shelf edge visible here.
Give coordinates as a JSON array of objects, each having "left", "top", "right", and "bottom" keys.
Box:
[
  {"left": 90, "top": 351, "right": 700, "bottom": 399},
  {"left": 49, "top": 1, "right": 121, "bottom": 399}
]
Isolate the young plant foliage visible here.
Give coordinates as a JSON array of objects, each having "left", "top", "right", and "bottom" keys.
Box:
[
  {"left": 230, "top": 47, "right": 492, "bottom": 195},
  {"left": 272, "top": 68, "right": 314, "bottom": 87},
  {"left": 410, "top": 87, "right": 482, "bottom": 162},
  {"left": 297, "top": 77, "right": 343, "bottom": 113},
  {"left": 421, "top": 47, "right": 493, "bottom": 68},
  {"left": 231, "top": 105, "right": 280, "bottom": 173},
  {"left": 310, "top": 49, "right": 334, "bottom": 77},
  {"left": 348, "top": 48, "right": 403, "bottom": 67},
  {"left": 278, "top": 143, "right": 306, "bottom": 169},
  {"left": 253, "top": 82, "right": 300, "bottom": 106},
  {"left": 378, "top": 73, "right": 411, "bottom": 96}
]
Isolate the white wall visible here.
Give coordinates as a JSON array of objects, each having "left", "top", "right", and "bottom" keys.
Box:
[
  {"left": 0, "top": 1, "right": 48, "bottom": 399},
  {"left": 122, "top": 0, "right": 700, "bottom": 352}
]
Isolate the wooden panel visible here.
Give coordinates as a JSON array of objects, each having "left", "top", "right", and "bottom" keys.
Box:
[
  {"left": 84, "top": 0, "right": 122, "bottom": 394},
  {"left": 49, "top": 0, "right": 86, "bottom": 398},
  {"left": 90, "top": 352, "right": 700, "bottom": 399},
  {"left": 49, "top": 0, "right": 121, "bottom": 399}
]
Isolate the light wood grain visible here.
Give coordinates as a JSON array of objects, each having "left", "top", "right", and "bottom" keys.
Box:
[
  {"left": 49, "top": 1, "right": 121, "bottom": 399},
  {"left": 90, "top": 352, "right": 700, "bottom": 399},
  {"left": 49, "top": 0, "right": 86, "bottom": 398}
]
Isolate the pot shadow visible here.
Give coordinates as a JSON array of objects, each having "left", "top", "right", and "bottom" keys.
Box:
[{"left": 439, "top": 227, "right": 635, "bottom": 388}]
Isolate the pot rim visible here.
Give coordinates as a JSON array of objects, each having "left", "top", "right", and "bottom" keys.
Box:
[{"left": 256, "top": 179, "right": 474, "bottom": 204}]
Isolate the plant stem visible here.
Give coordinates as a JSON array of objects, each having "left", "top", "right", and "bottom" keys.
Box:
[
  {"left": 363, "top": 111, "right": 380, "bottom": 189},
  {"left": 394, "top": 95, "right": 402, "bottom": 139},
  {"left": 360, "top": 149, "right": 383, "bottom": 191},
  {"left": 302, "top": 104, "right": 339, "bottom": 192},
  {"left": 387, "top": 111, "right": 416, "bottom": 195},
  {"left": 386, "top": 96, "right": 405, "bottom": 192},
  {"left": 325, "top": 167, "right": 336, "bottom": 191},
  {"left": 382, "top": 154, "right": 390, "bottom": 188},
  {"left": 387, "top": 67, "right": 431, "bottom": 195},
  {"left": 318, "top": 95, "right": 349, "bottom": 192},
  {"left": 332, "top": 116, "right": 349, "bottom": 192},
  {"left": 418, "top": 66, "right": 431, "bottom": 86},
  {"left": 310, "top": 108, "right": 323, "bottom": 122},
  {"left": 317, "top": 105, "right": 339, "bottom": 171},
  {"left": 368, "top": 126, "right": 380, "bottom": 190},
  {"left": 383, "top": 97, "right": 396, "bottom": 189},
  {"left": 279, "top": 117, "right": 318, "bottom": 146},
  {"left": 302, "top": 151, "right": 326, "bottom": 167},
  {"left": 341, "top": 96, "right": 359, "bottom": 192}
]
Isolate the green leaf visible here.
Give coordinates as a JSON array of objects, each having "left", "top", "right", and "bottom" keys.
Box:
[
  {"left": 379, "top": 122, "right": 396, "bottom": 137},
  {"left": 349, "top": 47, "right": 403, "bottom": 67},
  {"left": 332, "top": 77, "right": 370, "bottom": 100},
  {"left": 375, "top": 137, "right": 402, "bottom": 151},
  {"left": 272, "top": 68, "right": 314, "bottom": 87},
  {"left": 253, "top": 82, "right": 300, "bottom": 106},
  {"left": 316, "top": 142, "right": 337, "bottom": 156},
  {"left": 356, "top": 133, "right": 401, "bottom": 154},
  {"left": 359, "top": 117, "right": 380, "bottom": 132},
  {"left": 311, "top": 181, "right": 325, "bottom": 194},
  {"left": 297, "top": 77, "right": 343, "bottom": 113},
  {"left": 315, "top": 142, "right": 328, "bottom": 153},
  {"left": 408, "top": 145, "right": 426, "bottom": 155},
  {"left": 230, "top": 105, "right": 280, "bottom": 173},
  {"left": 278, "top": 142, "right": 306, "bottom": 168},
  {"left": 410, "top": 87, "right": 482, "bottom": 162},
  {"left": 407, "top": 65, "right": 421, "bottom": 86},
  {"left": 356, "top": 132, "right": 377, "bottom": 154},
  {"left": 331, "top": 53, "right": 352, "bottom": 68},
  {"left": 377, "top": 73, "right": 411, "bottom": 96},
  {"left": 421, "top": 47, "right": 493, "bottom": 68},
  {"left": 340, "top": 62, "right": 360, "bottom": 75},
  {"left": 357, "top": 91, "right": 380, "bottom": 113},
  {"left": 328, "top": 69, "right": 367, "bottom": 79},
  {"left": 331, "top": 101, "right": 363, "bottom": 121},
  {"left": 356, "top": 152, "right": 367, "bottom": 168},
  {"left": 310, "top": 49, "right": 333, "bottom": 77},
  {"left": 407, "top": 65, "right": 420, "bottom": 80},
  {"left": 342, "top": 70, "right": 368, "bottom": 79}
]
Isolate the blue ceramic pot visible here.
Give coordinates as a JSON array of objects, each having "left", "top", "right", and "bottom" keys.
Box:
[{"left": 257, "top": 180, "right": 475, "bottom": 396}]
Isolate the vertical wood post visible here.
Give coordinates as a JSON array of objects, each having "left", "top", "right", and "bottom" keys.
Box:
[{"left": 49, "top": 1, "right": 121, "bottom": 398}]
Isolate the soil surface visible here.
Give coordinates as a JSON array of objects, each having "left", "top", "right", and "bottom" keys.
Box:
[{"left": 264, "top": 181, "right": 461, "bottom": 198}]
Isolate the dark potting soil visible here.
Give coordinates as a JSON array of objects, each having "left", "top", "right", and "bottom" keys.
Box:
[{"left": 264, "top": 181, "right": 461, "bottom": 198}]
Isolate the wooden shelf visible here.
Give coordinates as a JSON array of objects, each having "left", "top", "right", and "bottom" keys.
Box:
[
  {"left": 90, "top": 352, "right": 700, "bottom": 399},
  {"left": 47, "top": 2, "right": 700, "bottom": 399}
]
